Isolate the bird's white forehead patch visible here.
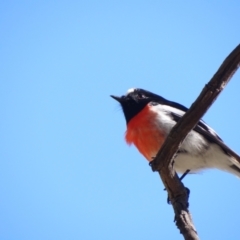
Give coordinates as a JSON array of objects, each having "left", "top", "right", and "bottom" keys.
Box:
[{"left": 126, "top": 88, "right": 136, "bottom": 95}]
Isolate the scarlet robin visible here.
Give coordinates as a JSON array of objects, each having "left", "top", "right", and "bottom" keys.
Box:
[{"left": 111, "top": 88, "right": 240, "bottom": 177}]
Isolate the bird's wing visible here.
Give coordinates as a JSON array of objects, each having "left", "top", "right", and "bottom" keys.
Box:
[{"left": 170, "top": 111, "right": 240, "bottom": 162}]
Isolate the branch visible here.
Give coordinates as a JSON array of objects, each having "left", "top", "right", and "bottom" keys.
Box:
[{"left": 151, "top": 44, "right": 240, "bottom": 240}]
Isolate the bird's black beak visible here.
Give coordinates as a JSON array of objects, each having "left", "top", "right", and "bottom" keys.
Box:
[{"left": 110, "top": 95, "right": 122, "bottom": 103}]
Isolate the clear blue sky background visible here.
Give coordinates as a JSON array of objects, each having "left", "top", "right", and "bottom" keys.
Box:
[{"left": 1, "top": 1, "right": 240, "bottom": 240}]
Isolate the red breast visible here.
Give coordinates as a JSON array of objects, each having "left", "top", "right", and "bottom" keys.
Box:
[{"left": 125, "top": 104, "right": 165, "bottom": 161}]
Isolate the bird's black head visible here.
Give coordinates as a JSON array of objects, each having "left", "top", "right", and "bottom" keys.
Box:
[
  {"left": 111, "top": 88, "right": 162, "bottom": 123},
  {"left": 111, "top": 88, "right": 189, "bottom": 124}
]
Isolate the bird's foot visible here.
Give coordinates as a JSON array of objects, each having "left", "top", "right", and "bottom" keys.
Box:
[{"left": 166, "top": 187, "right": 190, "bottom": 205}]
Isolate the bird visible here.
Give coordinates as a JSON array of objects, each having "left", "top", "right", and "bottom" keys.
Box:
[{"left": 111, "top": 88, "right": 240, "bottom": 177}]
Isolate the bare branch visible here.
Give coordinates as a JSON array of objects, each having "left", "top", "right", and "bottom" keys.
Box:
[{"left": 151, "top": 44, "right": 240, "bottom": 240}]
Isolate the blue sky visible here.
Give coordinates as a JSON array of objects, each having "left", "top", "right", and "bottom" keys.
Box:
[{"left": 1, "top": 1, "right": 240, "bottom": 239}]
